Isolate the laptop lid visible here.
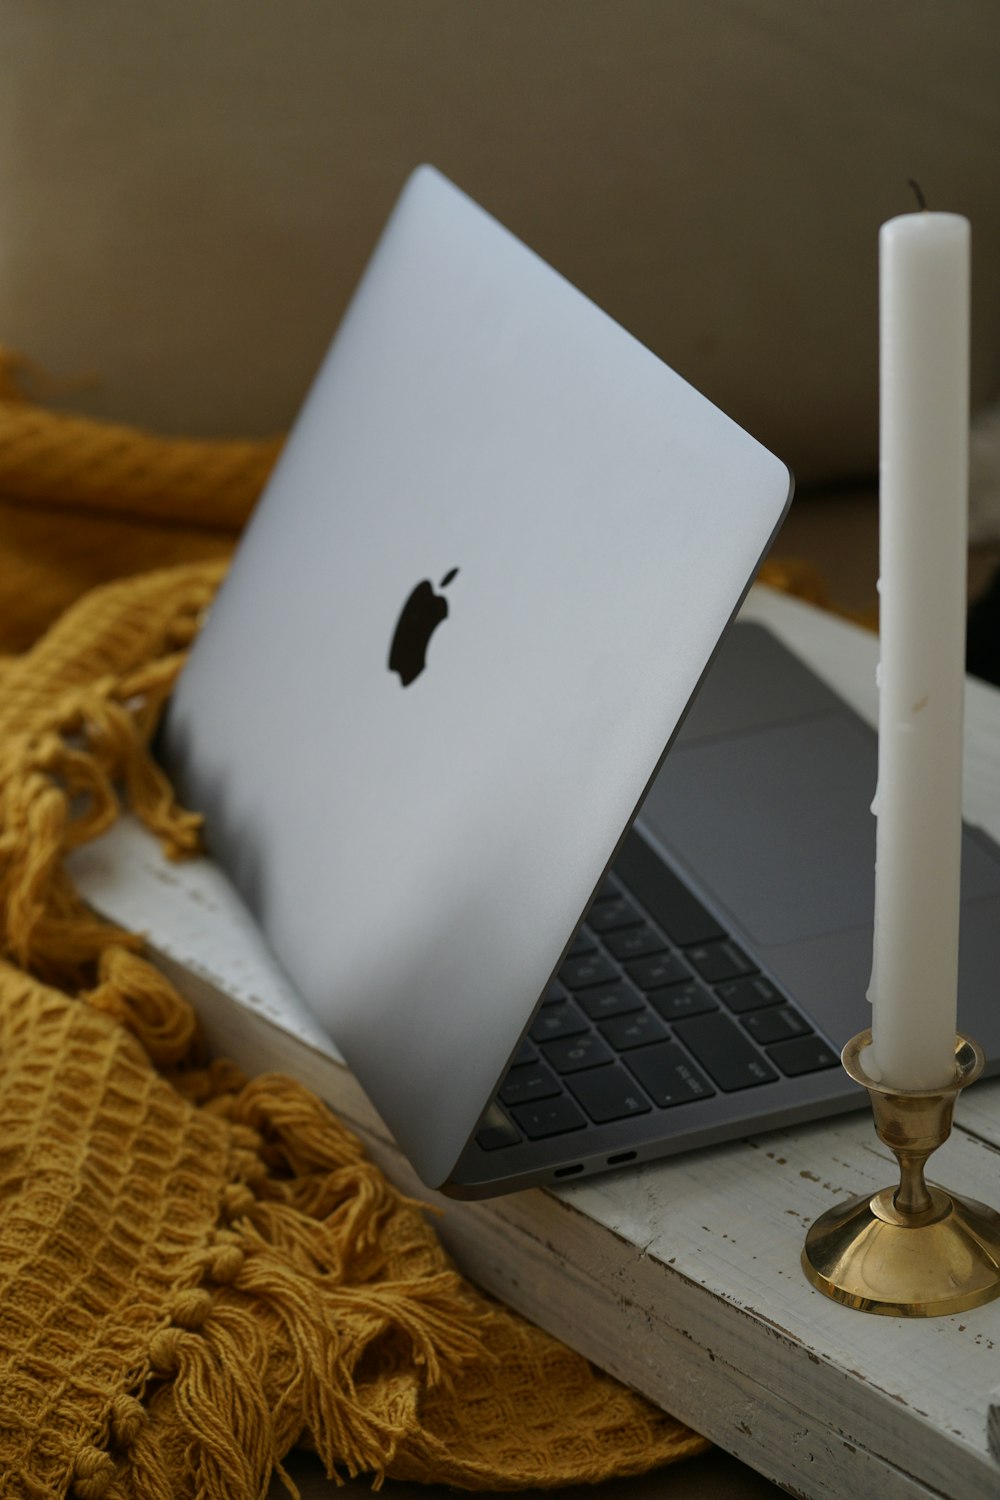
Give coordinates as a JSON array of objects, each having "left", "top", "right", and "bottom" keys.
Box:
[{"left": 162, "top": 165, "right": 792, "bottom": 1190}]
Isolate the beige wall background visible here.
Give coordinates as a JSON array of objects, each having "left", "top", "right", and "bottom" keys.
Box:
[{"left": 1, "top": 0, "right": 998, "bottom": 488}]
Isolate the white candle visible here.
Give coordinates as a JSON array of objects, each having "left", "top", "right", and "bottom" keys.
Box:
[{"left": 867, "top": 209, "right": 970, "bottom": 1090}]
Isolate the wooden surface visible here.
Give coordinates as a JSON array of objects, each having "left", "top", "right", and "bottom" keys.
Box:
[{"left": 71, "top": 586, "right": 1000, "bottom": 1499}]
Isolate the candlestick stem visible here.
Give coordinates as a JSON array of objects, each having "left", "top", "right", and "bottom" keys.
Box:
[{"left": 894, "top": 1154, "right": 932, "bottom": 1217}]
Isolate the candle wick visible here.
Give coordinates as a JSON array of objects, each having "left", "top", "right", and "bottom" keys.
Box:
[{"left": 907, "top": 178, "right": 928, "bottom": 211}]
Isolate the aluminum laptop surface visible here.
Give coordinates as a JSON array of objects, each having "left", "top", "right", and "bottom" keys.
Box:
[{"left": 162, "top": 165, "right": 792, "bottom": 1193}]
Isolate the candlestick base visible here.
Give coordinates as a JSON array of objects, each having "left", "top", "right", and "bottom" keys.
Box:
[{"left": 801, "top": 1030, "right": 1000, "bottom": 1316}]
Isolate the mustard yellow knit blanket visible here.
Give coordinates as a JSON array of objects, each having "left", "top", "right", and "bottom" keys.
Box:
[{"left": 0, "top": 361, "right": 713, "bottom": 1497}]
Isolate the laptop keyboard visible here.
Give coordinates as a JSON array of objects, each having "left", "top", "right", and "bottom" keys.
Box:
[{"left": 476, "top": 832, "right": 839, "bottom": 1153}]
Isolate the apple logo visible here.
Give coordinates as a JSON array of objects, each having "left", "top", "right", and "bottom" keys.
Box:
[{"left": 388, "top": 567, "right": 459, "bottom": 686}]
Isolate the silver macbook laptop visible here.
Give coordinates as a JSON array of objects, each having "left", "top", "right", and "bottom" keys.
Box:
[{"left": 161, "top": 166, "right": 1000, "bottom": 1198}]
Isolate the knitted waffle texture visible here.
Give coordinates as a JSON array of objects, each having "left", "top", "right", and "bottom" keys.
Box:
[{"left": 0, "top": 364, "right": 709, "bottom": 1496}]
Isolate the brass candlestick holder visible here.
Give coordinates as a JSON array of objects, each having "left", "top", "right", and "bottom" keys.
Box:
[{"left": 802, "top": 1030, "right": 1000, "bottom": 1316}]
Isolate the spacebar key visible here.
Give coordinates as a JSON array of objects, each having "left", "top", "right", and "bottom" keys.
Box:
[{"left": 672, "top": 1013, "right": 777, "bottom": 1090}]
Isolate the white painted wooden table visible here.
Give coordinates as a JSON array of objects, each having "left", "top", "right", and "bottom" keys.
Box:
[{"left": 71, "top": 587, "right": 1000, "bottom": 1499}]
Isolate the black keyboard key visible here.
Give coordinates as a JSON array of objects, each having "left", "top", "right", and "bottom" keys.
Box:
[
  {"left": 577, "top": 980, "right": 645, "bottom": 1022},
  {"left": 686, "top": 940, "right": 756, "bottom": 984},
  {"left": 543, "top": 980, "right": 570, "bottom": 1006},
  {"left": 768, "top": 1035, "right": 840, "bottom": 1077},
  {"left": 500, "top": 1061, "right": 562, "bottom": 1105},
  {"left": 512, "top": 1038, "right": 539, "bottom": 1065},
  {"left": 604, "top": 924, "right": 667, "bottom": 961},
  {"left": 599, "top": 1010, "right": 669, "bottom": 1051},
  {"left": 568, "top": 1064, "right": 652, "bottom": 1123},
  {"left": 476, "top": 1105, "right": 521, "bottom": 1151},
  {"left": 566, "top": 929, "right": 597, "bottom": 959},
  {"left": 625, "top": 1043, "right": 714, "bottom": 1107},
  {"left": 543, "top": 1033, "right": 614, "bottom": 1074},
  {"left": 511, "top": 1095, "right": 587, "bottom": 1139},
  {"left": 716, "top": 975, "right": 783, "bottom": 1014},
  {"left": 673, "top": 1013, "right": 777, "bottom": 1090},
  {"left": 586, "top": 896, "right": 644, "bottom": 934},
  {"left": 613, "top": 832, "right": 725, "bottom": 945},
  {"left": 560, "top": 952, "right": 621, "bottom": 990},
  {"left": 742, "top": 1005, "right": 811, "bottom": 1046},
  {"left": 530, "top": 999, "right": 589, "bottom": 1042},
  {"left": 626, "top": 951, "right": 692, "bottom": 991},
  {"left": 649, "top": 980, "right": 717, "bottom": 1023},
  {"left": 593, "top": 876, "right": 622, "bottom": 903}
]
